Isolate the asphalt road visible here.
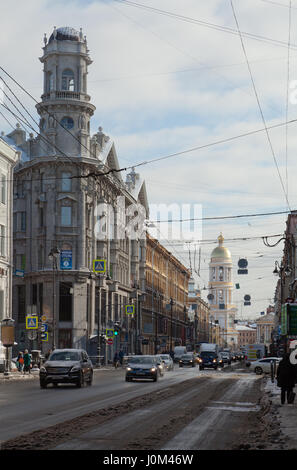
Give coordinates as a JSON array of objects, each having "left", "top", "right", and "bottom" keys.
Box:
[
  {"left": 0, "top": 365, "right": 204, "bottom": 442},
  {"left": 0, "top": 362, "right": 264, "bottom": 450}
]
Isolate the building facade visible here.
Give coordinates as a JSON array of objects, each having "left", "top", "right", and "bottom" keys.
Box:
[
  {"left": 0, "top": 139, "right": 19, "bottom": 363},
  {"left": 142, "top": 233, "right": 191, "bottom": 354},
  {"left": 4, "top": 27, "right": 149, "bottom": 362},
  {"left": 236, "top": 325, "right": 257, "bottom": 349}
]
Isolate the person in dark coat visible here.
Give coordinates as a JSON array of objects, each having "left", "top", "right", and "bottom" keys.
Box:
[{"left": 277, "top": 353, "right": 297, "bottom": 404}]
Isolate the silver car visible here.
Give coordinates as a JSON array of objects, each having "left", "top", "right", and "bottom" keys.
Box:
[
  {"left": 160, "top": 354, "right": 174, "bottom": 371},
  {"left": 155, "top": 355, "right": 166, "bottom": 376},
  {"left": 252, "top": 357, "right": 280, "bottom": 375}
]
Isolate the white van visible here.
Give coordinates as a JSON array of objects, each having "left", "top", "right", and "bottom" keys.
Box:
[{"left": 173, "top": 346, "right": 187, "bottom": 362}]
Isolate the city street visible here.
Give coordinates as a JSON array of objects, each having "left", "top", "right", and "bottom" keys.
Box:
[{"left": 0, "top": 364, "right": 270, "bottom": 450}]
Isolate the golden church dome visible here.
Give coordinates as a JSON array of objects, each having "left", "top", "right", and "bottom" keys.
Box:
[{"left": 211, "top": 233, "right": 231, "bottom": 259}]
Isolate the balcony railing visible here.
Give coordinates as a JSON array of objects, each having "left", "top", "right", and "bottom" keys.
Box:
[{"left": 41, "top": 91, "right": 91, "bottom": 102}]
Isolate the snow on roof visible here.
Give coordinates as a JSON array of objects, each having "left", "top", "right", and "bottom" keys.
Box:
[
  {"left": 0, "top": 135, "right": 29, "bottom": 162},
  {"left": 235, "top": 325, "right": 256, "bottom": 331}
]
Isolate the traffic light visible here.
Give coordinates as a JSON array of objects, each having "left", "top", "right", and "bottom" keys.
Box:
[{"left": 114, "top": 321, "right": 121, "bottom": 336}]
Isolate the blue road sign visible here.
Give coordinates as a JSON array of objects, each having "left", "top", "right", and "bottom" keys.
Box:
[
  {"left": 26, "top": 316, "right": 38, "bottom": 329},
  {"left": 93, "top": 259, "right": 106, "bottom": 273},
  {"left": 60, "top": 250, "right": 72, "bottom": 270}
]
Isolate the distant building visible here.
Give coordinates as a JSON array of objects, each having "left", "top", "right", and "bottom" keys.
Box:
[
  {"left": 236, "top": 325, "right": 256, "bottom": 349},
  {"left": 143, "top": 233, "right": 190, "bottom": 354},
  {"left": 256, "top": 313, "right": 275, "bottom": 346},
  {"left": 208, "top": 234, "right": 238, "bottom": 348}
]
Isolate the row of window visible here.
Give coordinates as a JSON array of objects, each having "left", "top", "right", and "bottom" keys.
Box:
[{"left": 13, "top": 206, "right": 72, "bottom": 231}]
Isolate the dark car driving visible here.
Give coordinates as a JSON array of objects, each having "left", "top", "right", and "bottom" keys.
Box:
[
  {"left": 179, "top": 353, "right": 196, "bottom": 367},
  {"left": 198, "top": 351, "right": 219, "bottom": 370},
  {"left": 39, "top": 349, "right": 93, "bottom": 388},
  {"left": 126, "top": 355, "right": 161, "bottom": 382}
]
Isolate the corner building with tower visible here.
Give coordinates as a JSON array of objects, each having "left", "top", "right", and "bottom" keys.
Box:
[{"left": 2, "top": 27, "right": 149, "bottom": 360}]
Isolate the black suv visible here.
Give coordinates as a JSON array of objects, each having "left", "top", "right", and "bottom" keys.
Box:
[{"left": 39, "top": 349, "right": 93, "bottom": 388}]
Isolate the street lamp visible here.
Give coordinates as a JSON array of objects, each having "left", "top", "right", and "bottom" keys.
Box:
[
  {"left": 170, "top": 298, "right": 175, "bottom": 353},
  {"left": 48, "top": 247, "right": 60, "bottom": 350}
]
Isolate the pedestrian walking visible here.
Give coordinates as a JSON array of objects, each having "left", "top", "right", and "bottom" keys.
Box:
[
  {"left": 23, "top": 350, "right": 31, "bottom": 375},
  {"left": 119, "top": 349, "right": 124, "bottom": 367},
  {"left": 277, "top": 353, "right": 297, "bottom": 404},
  {"left": 17, "top": 352, "right": 24, "bottom": 372},
  {"left": 113, "top": 352, "right": 120, "bottom": 369}
]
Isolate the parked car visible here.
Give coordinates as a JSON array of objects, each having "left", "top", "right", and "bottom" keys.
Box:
[
  {"left": 179, "top": 353, "right": 196, "bottom": 367},
  {"left": 155, "top": 355, "right": 166, "bottom": 376},
  {"left": 160, "top": 354, "right": 174, "bottom": 371},
  {"left": 220, "top": 351, "right": 232, "bottom": 365},
  {"left": 252, "top": 357, "right": 281, "bottom": 375},
  {"left": 126, "top": 355, "right": 161, "bottom": 382},
  {"left": 39, "top": 349, "right": 93, "bottom": 388}
]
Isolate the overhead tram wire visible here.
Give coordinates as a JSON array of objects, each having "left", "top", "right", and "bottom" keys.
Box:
[
  {"left": 0, "top": 75, "right": 92, "bottom": 176},
  {"left": 3, "top": 68, "right": 297, "bottom": 183},
  {"left": 115, "top": 0, "right": 297, "bottom": 51},
  {"left": 0, "top": 68, "right": 132, "bottom": 185},
  {"left": 285, "top": 1, "right": 292, "bottom": 200},
  {"left": 229, "top": 0, "right": 291, "bottom": 212},
  {"left": 148, "top": 209, "right": 292, "bottom": 223}
]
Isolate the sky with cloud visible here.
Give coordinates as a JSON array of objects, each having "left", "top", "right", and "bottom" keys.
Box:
[{"left": 1, "top": 0, "right": 296, "bottom": 319}]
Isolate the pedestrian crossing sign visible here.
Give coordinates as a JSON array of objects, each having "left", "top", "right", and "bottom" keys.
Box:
[
  {"left": 106, "top": 328, "right": 114, "bottom": 338},
  {"left": 26, "top": 316, "right": 38, "bottom": 329},
  {"left": 125, "top": 305, "right": 135, "bottom": 315},
  {"left": 93, "top": 259, "right": 106, "bottom": 273}
]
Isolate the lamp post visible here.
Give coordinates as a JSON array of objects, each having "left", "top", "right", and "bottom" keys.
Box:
[
  {"left": 273, "top": 260, "right": 292, "bottom": 353},
  {"left": 48, "top": 247, "right": 60, "bottom": 350},
  {"left": 170, "top": 297, "right": 174, "bottom": 353}
]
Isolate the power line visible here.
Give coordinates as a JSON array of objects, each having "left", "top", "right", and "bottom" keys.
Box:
[
  {"left": 285, "top": 0, "right": 292, "bottom": 200},
  {"left": 149, "top": 209, "right": 292, "bottom": 223},
  {"left": 229, "top": 0, "right": 291, "bottom": 211},
  {"left": 115, "top": 0, "right": 297, "bottom": 51}
]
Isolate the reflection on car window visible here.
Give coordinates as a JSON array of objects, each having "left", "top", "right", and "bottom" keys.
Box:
[
  {"left": 160, "top": 355, "right": 170, "bottom": 360},
  {"left": 49, "top": 351, "right": 80, "bottom": 361}
]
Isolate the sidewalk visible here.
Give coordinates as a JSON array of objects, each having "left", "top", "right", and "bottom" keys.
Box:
[{"left": 264, "top": 377, "right": 297, "bottom": 449}]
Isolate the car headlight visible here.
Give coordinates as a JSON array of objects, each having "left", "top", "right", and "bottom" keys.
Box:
[
  {"left": 126, "top": 367, "right": 132, "bottom": 371},
  {"left": 213, "top": 359, "right": 217, "bottom": 362},
  {"left": 190, "top": 360, "right": 193, "bottom": 362},
  {"left": 70, "top": 366, "right": 81, "bottom": 372},
  {"left": 150, "top": 367, "right": 156, "bottom": 372}
]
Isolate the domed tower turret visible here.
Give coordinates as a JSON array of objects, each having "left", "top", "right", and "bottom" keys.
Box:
[
  {"left": 208, "top": 233, "right": 238, "bottom": 348},
  {"left": 36, "top": 26, "right": 96, "bottom": 157}
]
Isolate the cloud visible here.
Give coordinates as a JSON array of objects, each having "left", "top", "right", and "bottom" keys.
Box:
[{"left": 1, "top": 0, "right": 294, "bottom": 319}]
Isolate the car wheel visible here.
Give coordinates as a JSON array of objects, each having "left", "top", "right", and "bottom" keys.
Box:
[
  {"left": 200, "top": 366, "right": 204, "bottom": 370},
  {"left": 53, "top": 382, "right": 58, "bottom": 388},
  {"left": 255, "top": 367, "right": 263, "bottom": 375},
  {"left": 76, "top": 372, "right": 84, "bottom": 388},
  {"left": 40, "top": 380, "right": 47, "bottom": 389}
]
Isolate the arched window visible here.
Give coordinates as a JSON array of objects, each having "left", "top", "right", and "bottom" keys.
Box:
[
  {"left": 62, "top": 69, "right": 75, "bottom": 91},
  {"left": 219, "top": 266, "right": 224, "bottom": 281},
  {"left": 60, "top": 117, "right": 74, "bottom": 130}
]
